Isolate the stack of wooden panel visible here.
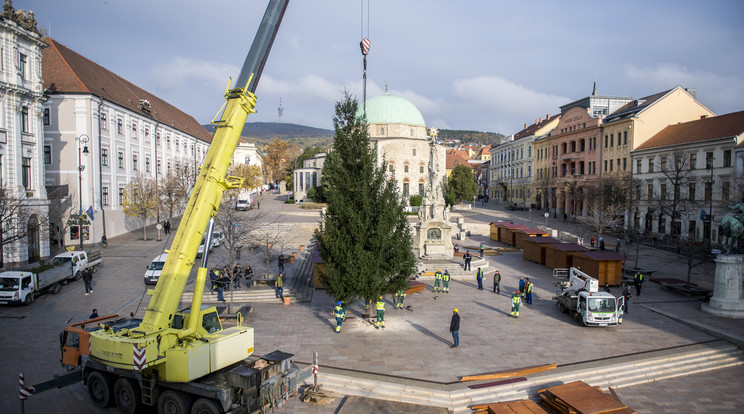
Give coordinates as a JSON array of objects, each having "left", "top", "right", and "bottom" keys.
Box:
[{"left": 538, "top": 381, "right": 635, "bottom": 414}]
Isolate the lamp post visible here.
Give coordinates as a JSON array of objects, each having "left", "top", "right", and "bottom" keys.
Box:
[
  {"left": 706, "top": 157, "right": 715, "bottom": 246},
  {"left": 76, "top": 134, "right": 90, "bottom": 251}
]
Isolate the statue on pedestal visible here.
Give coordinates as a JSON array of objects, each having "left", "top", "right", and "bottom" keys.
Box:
[{"left": 719, "top": 202, "right": 744, "bottom": 254}]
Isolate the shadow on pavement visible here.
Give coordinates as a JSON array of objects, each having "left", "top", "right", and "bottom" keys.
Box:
[
  {"left": 474, "top": 301, "right": 510, "bottom": 316},
  {"left": 408, "top": 321, "right": 451, "bottom": 346},
  {"left": 313, "top": 310, "right": 335, "bottom": 330}
]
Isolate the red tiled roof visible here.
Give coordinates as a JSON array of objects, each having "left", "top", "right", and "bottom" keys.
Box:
[
  {"left": 635, "top": 110, "right": 744, "bottom": 151},
  {"left": 446, "top": 151, "right": 471, "bottom": 169},
  {"left": 514, "top": 114, "right": 560, "bottom": 139},
  {"left": 42, "top": 38, "right": 212, "bottom": 143}
]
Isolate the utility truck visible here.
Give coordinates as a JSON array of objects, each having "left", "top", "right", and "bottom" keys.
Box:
[
  {"left": 0, "top": 250, "right": 101, "bottom": 305},
  {"left": 235, "top": 190, "right": 257, "bottom": 210},
  {"left": 24, "top": 2, "right": 308, "bottom": 413},
  {"left": 553, "top": 267, "right": 623, "bottom": 326}
]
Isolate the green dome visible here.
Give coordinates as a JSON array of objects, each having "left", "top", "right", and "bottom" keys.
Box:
[{"left": 358, "top": 93, "right": 426, "bottom": 126}]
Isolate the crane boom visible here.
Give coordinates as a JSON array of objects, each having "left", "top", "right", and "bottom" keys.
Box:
[{"left": 88, "top": 0, "right": 290, "bottom": 381}]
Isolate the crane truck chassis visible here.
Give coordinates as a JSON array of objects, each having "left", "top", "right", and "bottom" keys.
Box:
[{"left": 553, "top": 267, "right": 624, "bottom": 326}]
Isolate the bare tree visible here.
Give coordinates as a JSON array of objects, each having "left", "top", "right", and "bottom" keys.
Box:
[
  {"left": 652, "top": 150, "right": 699, "bottom": 237},
  {"left": 122, "top": 173, "right": 159, "bottom": 240},
  {"left": 160, "top": 161, "right": 197, "bottom": 220},
  {"left": 533, "top": 168, "right": 554, "bottom": 210},
  {"left": 46, "top": 184, "right": 73, "bottom": 249},
  {"left": 579, "top": 175, "right": 628, "bottom": 243},
  {"left": 0, "top": 185, "right": 44, "bottom": 250}
]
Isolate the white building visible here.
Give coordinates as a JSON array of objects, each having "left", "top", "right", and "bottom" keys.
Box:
[
  {"left": 233, "top": 139, "right": 263, "bottom": 170},
  {"left": 42, "top": 39, "right": 212, "bottom": 247},
  {"left": 0, "top": 3, "right": 49, "bottom": 266},
  {"left": 632, "top": 110, "right": 744, "bottom": 242},
  {"left": 293, "top": 152, "right": 326, "bottom": 202}
]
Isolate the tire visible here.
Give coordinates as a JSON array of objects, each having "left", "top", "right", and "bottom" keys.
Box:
[
  {"left": 158, "top": 390, "right": 192, "bottom": 414},
  {"left": 92, "top": 265, "right": 98, "bottom": 273},
  {"left": 23, "top": 293, "right": 34, "bottom": 305},
  {"left": 86, "top": 371, "right": 113, "bottom": 408},
  {"left": 191, "top": 398, "right": 223, "bottom": 414},
  {"left": 559, "top": 303, "right": 568, "bottom": 314},
  {"left": 49, "top": 283, "right": 62, "bottom": 294},
  {"left": 114, "top": 377, "right": 142, "bottom": 414},
  {"left": 74, "top": 271, "right": 82, "bottom": 281}
]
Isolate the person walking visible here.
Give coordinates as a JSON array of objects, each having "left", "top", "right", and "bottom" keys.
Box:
[
  {"left": 442, "top": 270, "right": 451, "bottom": 293},
  {"left": 623, "top": 286, "right": 632, "bottom": 313},
  {"left": 209, "top": 267, "right": 219, "bottom": 293},
  {"left": 510, "top": 290, "right": 522, "bottom": 318},
  {"left": 334, "top": 301, "right": 345, "bottom": 333},
  {"left": 216, "top": 274, "right": 226, "bottom": 302},
  {"left": 89, "top": 308, "right": 99, "bottom": 319},
  {"left": 83, "top": 267, "right": 93, "bottom": 296},
  {"left": 524, "top": 278, "right": 533, "bottom": 304},
  {"left": 275, "top": 273, "right": 284, "bottom": 298},
  {"left": 479, "top": 242, "right": 485, "bottom": 258},
  {"left": 463, "top": 251, "right": 472, "bottom": 271},
  {"left": 492, "top": 269, "right": 501, "bottom": 294},
  {"left": 278, "top": 253, "right": 285, "bottom": 274},
  {"left": 450, "top": 308, "right": 460, "bottom": 348},
  {"left": 518, "top": 276, "right": 525, "bottom": 293},
  {"left": 434, "top": 269, "right": 442, "bottom": 292},
  {"left": 394, "top": 288, "right": 406, "bottom": 309},
  {"left": 454, "top": 244, "right": 459, "bottom": 253},
  {"left": 375, "top": 296, "right": 386, "bottom": 329},
  {"left": 476, "top": 268, "right": 484, "bottom": 290},
  {"left": 634, "top": 271, "right": 644, "bottom": 296},
  {"left": 163, "top": 219, "right": 171, "bottom": 235}
]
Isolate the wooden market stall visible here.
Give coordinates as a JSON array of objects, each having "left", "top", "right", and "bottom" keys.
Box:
[
  {"left": 496, "top": 223, "right": 529, "bottom": 246},
  {"left": 514, "top": 227, "right": 550, "bottom": 249},
  {"left": 521, "top": 237, "right": 562, "bottom": 264},
  {"left": 569, "top": 250, "right": 624, "bottom": 286},
  {"left": 544, "top": 243, "right": 589, "bottom": 269}
]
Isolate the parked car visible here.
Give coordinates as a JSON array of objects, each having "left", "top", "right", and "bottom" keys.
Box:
[
  {"left": 211, "top": 231, "right": 225, "bottom": 247},
  {"left": 144, "top": 253, "right": 168, "bottom": 285}
]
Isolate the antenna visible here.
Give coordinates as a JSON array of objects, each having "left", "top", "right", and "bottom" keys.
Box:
[{"left": 278, "top": 97, "right": 283, "bottom": 121}]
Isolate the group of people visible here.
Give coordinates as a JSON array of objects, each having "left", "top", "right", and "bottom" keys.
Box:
[{"left": 209, "top": 264, "right": 254, "bottom": 302}]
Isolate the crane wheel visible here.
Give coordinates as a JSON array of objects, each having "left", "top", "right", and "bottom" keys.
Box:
[
  {"left": 86, "top": 371, "right": 113, "bottom": 408},
  {"left": 191, "top": 398, "right": 224, "bottom": 414},
  {"left": 114, "top": 377, "right": 142, "bottom": 414},
  {"left": 158, "top": 390, "right": 192, "bottom": 414}
]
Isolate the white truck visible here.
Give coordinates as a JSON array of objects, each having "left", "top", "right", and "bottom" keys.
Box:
[
  {"left": 0, "top": 250, "right": 102, "bottom": 305},
  {"left": 553, "top": 267, "right": 623, "bottom": 326},
  {"left": 235, "top": 189, "right": 257, "bottom": 211}
]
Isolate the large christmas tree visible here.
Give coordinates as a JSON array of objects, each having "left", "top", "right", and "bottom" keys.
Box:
[{"left": 315, "top": 92, "right": 416, "bottom": 303}]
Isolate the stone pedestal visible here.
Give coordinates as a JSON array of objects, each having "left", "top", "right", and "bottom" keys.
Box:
[
  {"left": 417, "top": 220, "right": 453, "bottom": 260},
  {"left": 702, "top": 254, "right": 744, "bottom": 318}
]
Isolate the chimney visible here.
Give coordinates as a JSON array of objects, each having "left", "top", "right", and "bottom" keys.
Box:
[
  {"left": 700, "top": 115, "right": 708, "bottom": 119},
  {"left": 546, "top": 114, "right": 550, "bottom": 120},
  {"left": 524, "top": 123, "right": 528, "bottom": 129}
]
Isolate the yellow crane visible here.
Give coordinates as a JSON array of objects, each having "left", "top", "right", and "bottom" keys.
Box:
[{"left": 79, "top": 1, "right": 299, "bottom": 413}]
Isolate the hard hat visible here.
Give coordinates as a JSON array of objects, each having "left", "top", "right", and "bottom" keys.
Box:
[
  {"left": 515, "top": 290, "right": 520, "bottom": 294},
  {"left": 378, "top": 296, "right": 383, "bottom": 299},
  {"left": 453, "top": 308, "right": 458, "bottom": 313},
  {"left": 438, "top": 268, "right": 441, "bottom": 272},
  {"left": 337, "top": 301, "right": 342, "bottom": 306}
]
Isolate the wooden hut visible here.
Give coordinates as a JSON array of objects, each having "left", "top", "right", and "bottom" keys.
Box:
[
  {"left": 514, "top": 227, "right": 550, "bottom": 249},
  {"left": 497, "top": 223, "right": 529, "bottom": 246},
  {"left": 544, "top": 243, "right": 589, "bottom": 269},
  {"left": 569, "top": 251, "right": 624, "bottom": 286},
  {"left": 521, "top": 237, "right": 562, "bottom": 264}
]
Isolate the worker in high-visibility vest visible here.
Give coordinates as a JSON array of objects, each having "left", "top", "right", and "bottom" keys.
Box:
[
  {"left": 375, "top": 296, "right": 385, "bottom": 329},
  {"left": 476, "top": 268, "right": 484, "bottom": 290},
  {"left": 434, "top": 269, "right": 443, "bottom": 292},
  {"left": 634, "top": 271, "right": 644, "bottom": 296},
  {"left": 394, "top": 288, "right": 406, "bottom": 309},
  {"left": 510, "top": 290, "right": 522, "bottom": 318},
  {"left": 442, "top": 270, "right": 451, "bottom": 293},
  {"left": 524, "top": 278, "right": 533, "bottom": 304},
  {"left": 334, "top": 301, "right": 345, "bottom": 333}
]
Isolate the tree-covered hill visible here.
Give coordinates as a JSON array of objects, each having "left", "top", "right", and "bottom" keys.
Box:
[
  {"left": 438, "top": 129, "right": 505, "bottom": 146},
  {"left": 202, "top": 122, "right": 333, "bottom": 148}
]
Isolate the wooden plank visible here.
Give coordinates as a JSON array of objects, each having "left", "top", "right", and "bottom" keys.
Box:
[
  {"left": 468, "top": 377, "right": 526, "bottom": 389},
  {"left": 487, "top": 400, "right": 550, "bottom": 414},
  {"left": 461, "top": 363, "right": 557, "bottom": 382}
]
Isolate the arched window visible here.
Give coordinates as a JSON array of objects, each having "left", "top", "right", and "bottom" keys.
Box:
[{"left": 380, "top": 127, "right": 385, "bottom": 135}]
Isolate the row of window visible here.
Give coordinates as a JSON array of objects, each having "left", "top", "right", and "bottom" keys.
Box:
[
  {"left": 636, "top": 180, "right": 728, "bottom": 202},
  {"left": 99, "top": 111, "right": 206, "bottom": 157},
  {"left": 388, "top": 162, "right": 426, "bottom": 174},
  {"left": 603, "top": 131, "right": 629, "bottom": 148},
  {"left": 498, "top": 146, "right": 532, "bottom": 163},
  {"left": 603, "top": 158, "right": 628, "bottom": 173},
  {"left": 636, "top": 150, "right": 731, "bottom": 173}
]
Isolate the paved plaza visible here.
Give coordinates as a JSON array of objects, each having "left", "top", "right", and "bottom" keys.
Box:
[{"left": 1, "top": 195, "right": 743, "bottom": 413}]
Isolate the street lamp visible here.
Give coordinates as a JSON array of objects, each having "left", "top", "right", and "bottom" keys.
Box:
[{"left": 76, "top": 134, "right": 90, "bottom": 251}]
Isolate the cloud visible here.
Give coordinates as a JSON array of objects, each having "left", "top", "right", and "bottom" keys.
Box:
[
  {"left": 624, "top": 63, "right": 744, "bottom": 112},
  {"left": 150, "top": 56, "right": 239, "bottom": 91}
]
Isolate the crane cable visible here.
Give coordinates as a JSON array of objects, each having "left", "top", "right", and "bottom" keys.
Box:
[{"left": 360, "top": 0, "right": 370, "bottom": 112}]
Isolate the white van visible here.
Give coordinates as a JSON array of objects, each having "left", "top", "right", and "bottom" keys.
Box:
[{"left": 144, "top": 253, "right": 168, "bottom": 285}]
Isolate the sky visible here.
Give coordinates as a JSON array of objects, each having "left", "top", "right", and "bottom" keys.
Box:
[{"left": 20, "top": 0, "right": 744, "bottom": 135}]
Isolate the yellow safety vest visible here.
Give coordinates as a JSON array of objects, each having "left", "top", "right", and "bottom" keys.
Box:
[
  {"left": 512, "top": 294, "right": 521, "bottom": 305},
  {"left": 396, "top": 289, "right": 406, "bottom": 297},
  {"left": 443, "top": 273, "right": 450, "bottom": 281},
  {"left": 435, "top": 271, "right": 442, "bottom": 280},
  {"left": 334, "top": 305, "right": 345, "bottom": 318},
  {"left": 634, "top": 273, "right": 643, "bottom": 282},
  {"left": 376, "top": 300, "right": 385, "bottom": 311},
  {"left": 526, "top": 283, "right": 533, "bottom": 293}
]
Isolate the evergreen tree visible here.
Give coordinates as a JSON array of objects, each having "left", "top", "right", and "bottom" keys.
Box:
[
  {"left": 315, "top": 92, "right": 416, "bottom": 304},
  {"left": 446, "top": 165, "right": 478, "bottom": 202}
]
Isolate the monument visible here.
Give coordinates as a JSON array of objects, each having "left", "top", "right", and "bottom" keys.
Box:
[
  {"left": 702, "top": 202, "right": 744, "bottom": 318},
  {"left": 416, "top": 132, "right": 453, "bottom": 259}
]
